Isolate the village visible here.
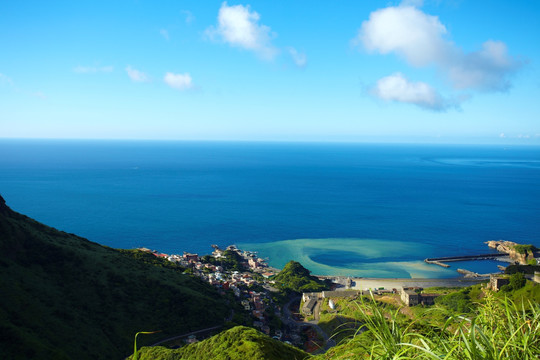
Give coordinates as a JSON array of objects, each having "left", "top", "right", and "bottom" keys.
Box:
[
  {"left": 138, "top": 242, "right": 539, "bottom": 352},
  {"left": 138, "top": 244, "right": 312, "bottom": 347}
]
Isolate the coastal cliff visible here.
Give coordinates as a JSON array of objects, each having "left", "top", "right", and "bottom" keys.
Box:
[{"left": 486, "top": 240, "right": 538, "bottom": 265}]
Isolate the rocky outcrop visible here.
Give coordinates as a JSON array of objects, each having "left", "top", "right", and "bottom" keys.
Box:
[
  {"left": 457, "top": 268, "right": 490, "bottom": 278},
  {"left": 486, "top": 240, "right": 536, "bottom": 265}
]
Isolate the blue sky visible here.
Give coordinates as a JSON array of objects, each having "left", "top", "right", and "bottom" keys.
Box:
[{"left": 1, "top": 0, "right": 539, "bottom": 143}]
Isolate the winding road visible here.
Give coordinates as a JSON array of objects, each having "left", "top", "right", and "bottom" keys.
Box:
[
  {"left": 281, "top": 296, "right": 336, "bottom": 353},
  {"left": 150, "top": 325, "right": 223, "bottom": 347}
]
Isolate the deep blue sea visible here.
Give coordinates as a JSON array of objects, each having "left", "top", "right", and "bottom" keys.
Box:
[{"left": 1, "top": 140, "right": 539, "bottom": 278}]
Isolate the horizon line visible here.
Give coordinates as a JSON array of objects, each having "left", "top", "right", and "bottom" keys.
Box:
[{"left": 1, "top": 137, "right": 540, "bottom": 146}]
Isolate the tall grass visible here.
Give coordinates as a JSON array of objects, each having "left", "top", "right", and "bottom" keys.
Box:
[
  {"left": 132, "top": 331, "right": 161, "bottom": 360},
  {"left": 339, "top": 292, "right": 539, "bottom": 359}
]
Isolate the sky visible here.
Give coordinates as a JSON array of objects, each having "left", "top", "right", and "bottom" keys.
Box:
[{"left": 1, "top": 0, "right": 540, "bottom": 144}]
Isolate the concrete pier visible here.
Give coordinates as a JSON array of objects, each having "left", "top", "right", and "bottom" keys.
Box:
[
  {"left": 424, "top": 253, "right": 508, "bottom": 268},
  {"left": 424, "top": 259, "right": 450, "bottom": 268}
]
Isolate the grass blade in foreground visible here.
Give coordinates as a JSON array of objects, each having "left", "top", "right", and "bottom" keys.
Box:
[{"left": 133, "top": 331, "right": 161, "bottom": 360}]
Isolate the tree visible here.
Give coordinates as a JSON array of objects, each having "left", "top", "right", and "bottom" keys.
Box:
[{"left": 509, "top": 272, "right": 526, "bottom": 290}]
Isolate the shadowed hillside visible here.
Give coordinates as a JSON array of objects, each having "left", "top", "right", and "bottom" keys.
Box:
[{"left": 0, "top": 195, "right": 229, "bottom": 360}]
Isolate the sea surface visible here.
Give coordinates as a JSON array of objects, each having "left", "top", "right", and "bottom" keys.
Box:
[{"left": 1, "top": 140, "right": 539, "bottom": 278}]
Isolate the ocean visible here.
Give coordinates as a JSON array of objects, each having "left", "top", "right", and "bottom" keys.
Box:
[{"left": 1, "top": 139, "right": 539, "bottom": 278}]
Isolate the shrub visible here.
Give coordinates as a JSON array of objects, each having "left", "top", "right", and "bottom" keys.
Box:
[
  {"left": 513, "top": 244, "right": 537, "bottom": 254},
  {"left": 434, "top": 289, "right": 472, "bottom": 313},
  {"left": 509, "top": 272, "right": 526, "bottom": 290},
  {"left": 505, "top": 264, "right": 540, "bottom": 274}
]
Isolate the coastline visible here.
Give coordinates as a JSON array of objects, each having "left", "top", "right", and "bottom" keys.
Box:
[
  {"left": 236, "top": 238, "right": 514, "bottom": 280},
  {"left": 325, "top": 276, "right": 487, "bottom": 291},
  {"left": 142, "top": 236, "right": 540, "bottom": 292},
  {"left": 263, "top": 266, "right": 488, "bottom": 289},
  {"left": 145, "top": 240, "right": 520, "bottom": 286}
]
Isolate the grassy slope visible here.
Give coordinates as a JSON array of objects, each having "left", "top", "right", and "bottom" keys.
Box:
[
  {"left": 133, "top": 326, "right": 310, "bottom": 360},
  {"left": 318, "top": 298, "right": 365, "bottom": 344},
  {"left": 272, "top": 261, "right": 329, "bottom": 293},
  {"left": 314, "top": 286, "right": 540, "bottom": 359},
  {"left": 0, "top": 196, "right": 229, "bottom": 360}
]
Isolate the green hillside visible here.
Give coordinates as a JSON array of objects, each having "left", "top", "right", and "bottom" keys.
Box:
[
  {"left": 0, "top": 195, "right": 229, "bottom": 360},
  {"left": 2, "top": 193, "right": 538, "bottom": 360},
  {"left": 272, "top": 261, "right": 329, "bottom": 293},
  {"left": 132, "top": 325, "right": 309, "bottom": 360}
]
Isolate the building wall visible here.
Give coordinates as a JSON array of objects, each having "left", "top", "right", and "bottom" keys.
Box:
[
  {"left": 489, "top": 275, "right": 510, "bottom": 291},
  {"left": 302, "top": 298, "right": 317, "bottom": 315},
  {"left": 322, "top": 290, "right": 362, "bottom": 298},
  {"left": 420, "top": 294, "right": 439, "bottom": 305},
  {"left": 401, "top": 289, "right": 420, "bottom": 306}
]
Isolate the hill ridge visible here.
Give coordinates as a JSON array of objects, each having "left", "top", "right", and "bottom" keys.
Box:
[{"left": 0, "top": 195, "right": 229, "bottom": 360}]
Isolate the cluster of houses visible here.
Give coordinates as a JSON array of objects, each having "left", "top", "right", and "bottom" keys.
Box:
[{"left": 139, "top": 245, "right": 282, "bottom": 337}]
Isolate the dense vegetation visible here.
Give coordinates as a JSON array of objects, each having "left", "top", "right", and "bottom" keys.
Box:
[
  {"left": 201, "top": 250, "right": 246, "bottom": 272},
  {"left": 0, "top": 195, "right": 229, "bottom": 360},
  {"left": 505, "top": 264, "right": 540, "bottom": 274},
  {"left": 315, "top": 290, "right": 540, "bottom": 359},
  {"left": 132, "top": 326, "right": 309, "bottom": 360},
  {"left": 513, "top": 244, "right": 537, "bottom": 254},
  {"left": 272, "top": 261, "right": 330, "bottom": 293},
  {"left": 495, "top": 278, "right": 540, "bottom": 307},
  {"left": 434, "top": 287, "right": 475, "bottom": 313}
]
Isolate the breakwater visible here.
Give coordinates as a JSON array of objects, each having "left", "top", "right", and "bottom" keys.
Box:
[{"left": 425, "top": 253, "right": 508, "bottom": 268}]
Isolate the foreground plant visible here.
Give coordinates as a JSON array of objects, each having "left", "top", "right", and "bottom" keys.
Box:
[
  {"left": 132, "top": 331, "right": 161, "bottom": 360},
  {"left": 403, "top": 293, "right": 539, "bottom": 359},
  {"left": 327, "top": 291, "right": 539, "bottom": 359}
]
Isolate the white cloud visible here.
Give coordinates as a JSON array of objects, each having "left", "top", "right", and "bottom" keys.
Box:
[
  {"left": 164, "top": 72, "right": 193, "bottom": 90},
  {"left": 181, "top": 10, "right": 195, "bottom": 24},
  {"left": 0, "top": 73, "right": 13, "bottom": 85},
  {"left": 73, "top": 65, "right": 113, "bottom": 73},
  {"left": 357, "top": 5, "right": 521, "bottom": 92},
  {"left": 125, "top": 66, "right": 149, "bottom": 82},
  {"left": 447, "top": 40, "right": 519, "bottom": 91},
  {"left": 287, "top": 47, "right": 307, "bottom": 68},
  {"left": 33, "top": 91, "right": 47, "bottom": 99},
  {"left": 0, "top": 73, "right": 47, "bottom": 99},
  {"left": 371, "top": 73, "right": 456, "bottom": 111},
  {"left": 160, "top": 29, "right": 169, "bottom": 40},
  {"left": 205, "top": 2, "right": 277, "bottom": 60},
  {"left": 359, "top": 5, "right": 448, "bottom": 67}
]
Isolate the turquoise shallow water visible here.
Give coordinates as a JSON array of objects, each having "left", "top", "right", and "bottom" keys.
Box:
[
  {"left": 237, "top": 238, "right": 509, "bottom": 278},
  {"left": 237, "top": 238, "right": 454, "bottom": 278},
  {"left": 0, "top": 140, "right": 538, "bottom": 278}
]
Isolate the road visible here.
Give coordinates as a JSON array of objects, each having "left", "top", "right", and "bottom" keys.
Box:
[
  {"left": 281, "top": 297, "right": 336, "bottom": 353},
  {"left": 150, "top": 325, "right": 223, "bottom": 347}
]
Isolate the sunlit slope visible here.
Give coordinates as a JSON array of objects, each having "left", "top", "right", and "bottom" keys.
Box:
[{"left": 132, "top": 326, "right": 309, "bottom": 360}]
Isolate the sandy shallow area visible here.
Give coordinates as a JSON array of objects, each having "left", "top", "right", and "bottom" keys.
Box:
[{"left": 323, "top": 276, "right": 487, "bottom": 290}]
